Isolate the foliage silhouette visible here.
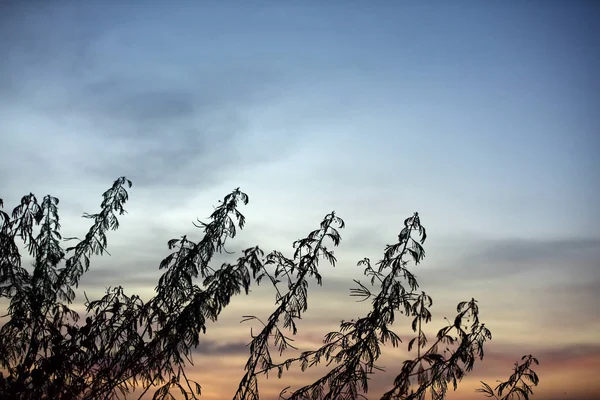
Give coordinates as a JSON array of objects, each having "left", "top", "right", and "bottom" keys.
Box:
[{"left": 0, "top": 177, "right": 540, "bottom": 399}]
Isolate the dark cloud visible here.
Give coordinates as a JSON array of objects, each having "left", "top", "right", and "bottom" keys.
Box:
[
  {"left": 532, "top": 343, "right": 600, "bottom": 364},
  {"left": 79, "top": 265, "right": 161, "bottom": 290},
  {"left": 484, "top": 342, "right": 600, "bottom": 366},
  {"left": 80, "top": 81, "right": 198, "bottom": 129},
  {"left": 0, "top": 1, "right": 292, "bottom": 193},
  {"left": 68, "top": 72, "right": 265, "bottom": 188},
  {"left": 417, "top": 237, "right": 600, "bottom": 286},
  {"left": 0, "top": 1, "right": 283, "bottom": 116},
  {"left": 467, "top": 237, "right": 600, "bottom": 266},
  {"left": 193, "top": 339, "right": 249, "bottom": 357}
]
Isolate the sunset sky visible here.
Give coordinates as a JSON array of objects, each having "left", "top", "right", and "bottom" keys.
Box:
[{"left": 1, "top": 1, "right": 599, "bottom": 399}]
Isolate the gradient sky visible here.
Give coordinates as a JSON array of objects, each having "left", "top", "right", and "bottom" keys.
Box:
[{"left": 1, "top": 1, "right": 599, "bottom": 399}]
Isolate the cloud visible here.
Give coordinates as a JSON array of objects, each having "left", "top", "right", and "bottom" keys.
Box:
[
  {"left": 0, "top": 71, "right": 278, "bottom": 190},
  {"left": 79, "top": 264, "right": 161, "bottom": 290},
  {"left": 193, "top": 339, "right": 249, "bottom": 357},
  {"left": 0, "top": 2, "right": 294, "bottom": 199},
  {"left": 467, "top": 237, "right": 600, "bottom": 266},
  {"left": 80, "top": 81, "right": 198, "bottom": 129},
  {"left": 417, "top": 237, "right": 600, "bottom": 287},
  {"left": 482, "top": 341, "right": 600, "bottom": 367}
]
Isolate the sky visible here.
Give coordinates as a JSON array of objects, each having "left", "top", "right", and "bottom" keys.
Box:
[{"left": 1, "top": 1, "right": 599, "bottom": 399}]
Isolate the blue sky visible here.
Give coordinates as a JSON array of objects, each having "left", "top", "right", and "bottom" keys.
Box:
[{"left": 1, "top": 1, "right": 599, "bottom": 398}]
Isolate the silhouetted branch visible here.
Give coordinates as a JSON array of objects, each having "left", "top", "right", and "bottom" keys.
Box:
[
  {"left": 0, "top": 178, "right": 540, "bottom": 400},
  {"left": 476, "top": 355, "right": 540, "bottom": 400}
]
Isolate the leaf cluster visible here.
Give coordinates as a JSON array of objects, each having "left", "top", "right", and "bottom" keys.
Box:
[
  {"left": 476, "top": 355, "right": 540, "bottom": 400},
  {"left": 0, "top": 177, "right": 540, "bottom": 400}
]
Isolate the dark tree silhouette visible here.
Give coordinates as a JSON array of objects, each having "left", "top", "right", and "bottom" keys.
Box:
[{"left": 0, "top": 177, "right": 539, "bottom": 399}]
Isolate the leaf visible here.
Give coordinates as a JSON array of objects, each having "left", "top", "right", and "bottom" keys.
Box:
[
  {"left": 476, "top": 381, "right": 494, "bottom": 396},
  {"left": 408, "top": 337, "right": 417, "bottom": 352},
  {"left": 454, "top": 315, "right": 462, "bottom": 329}
]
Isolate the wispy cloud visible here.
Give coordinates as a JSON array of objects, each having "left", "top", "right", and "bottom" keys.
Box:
[{"left": 418, "top": 237, "right": 600, "bottom": 285}]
